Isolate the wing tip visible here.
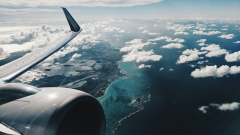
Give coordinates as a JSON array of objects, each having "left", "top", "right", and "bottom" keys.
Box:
[{"left": 62, "top": 7, "right": 81, "bottom": 32}]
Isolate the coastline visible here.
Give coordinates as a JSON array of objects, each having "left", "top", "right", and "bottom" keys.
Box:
[{"left": 97, "top": 60, "right": 151, "bottom": 135}]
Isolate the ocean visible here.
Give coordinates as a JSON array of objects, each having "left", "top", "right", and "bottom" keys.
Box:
[{"left": 98, "top": 21, "right": 240, "bottom": 135}]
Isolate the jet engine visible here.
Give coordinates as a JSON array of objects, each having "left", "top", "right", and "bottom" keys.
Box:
[{"left": 0, "top": 84, "right": 105, "bottom": 135}]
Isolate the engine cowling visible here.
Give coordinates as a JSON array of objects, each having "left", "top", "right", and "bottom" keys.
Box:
[{"left": 0, "top": 87, "right": 105, "bottom": 135}]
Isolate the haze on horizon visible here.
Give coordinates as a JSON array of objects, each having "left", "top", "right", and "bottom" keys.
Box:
[{"left": 0, "top": 0, "right": 240, "bottom": 20}]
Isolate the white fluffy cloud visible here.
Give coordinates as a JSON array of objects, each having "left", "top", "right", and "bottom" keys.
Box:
[
  {"left": 198, "top": 43, "right": 205, "bottom": 46},
  {"left": 193, "top": 30, "right": 221, "bottom": 35},
  {"left": 161, "top": 43, "right": 184, "bottom": 49},
  {"left": 225, "top": 51, "right": 240, "bottom": 62},
  {"left": 198, "top": 106, "right": 208, "bottom": 114},
  {"left": 221, "top": 28, "right": 228, "bottom": 31},
  {"left": 148, "top": 32, "right": 158, "bottom": 35},
  {"left": 166, "top": 23, "right": 194, "bottom": 33},
  {"left": 196, "top": 39, "right": 206, "bottom": 43},
  {"left": 174, "top": 31, "right": 189, "bottom": 35},
  {"left": 197, "top": 60, "right": 208, "bottom": 65},
  {"left": 103, "top": 26, "right": 125, "bottom": 33},
  {"left": 234, "top": 41, "right": 240, "bottom": 44},
  {"left": 218, "top": 102, "right": 240, "bottom": 111},
  {"left": 201, "top": 44, "right": 228, "bottom": 57},
  {"left": 191, "top": 65, "right": 240, "bottom": 78},
  {"left": 120, "top": 39, "right": 151, "bottom": 52},
  {"left": 148, "top": 36, "right": 184, "bottom": 43},
  {"left": 142, "top": 30, "right": 159, "bottom": 35},
  {"left": 176, "top": 49, "right": 206, "bottom": 64},
  {"left": 196, "top": 39, "right": 206, "bottom": 46},
  {"left": 138, "top": 64, "right": 151, "bottom": 69},
  {"left": 199, "top": 102, "right": 240, "bottom": 113},
  {"left": 70, "top": 53, "right": 81, "bottom": 61},
  {"left": 209, "top": 24, "right": 216, "bottom": 27},
  {"left": 1, "top": 0, "right": 164, "bottom": 7},
  {"left": 122, "top": 49, "right": 162, "bottom": 63},
  {"left": 142, "top": 30, "right": 149, "bottom": 34},
  {"left": 0, "top": 25, "right": 60, "bottom": 45},
  {"left": 16, "top": 69, "right": 47, "bottom": 83},
  {"left": 177, "top": 54, "right": 200, "bottom": 64},
  {"left": 182, "top": 49, "right": 206, "bottom": 55},
  {"left": 219, "top": 34, "right": 235, "bottom": 39},
  {"left": 0, "top": 47, "right": 9, "bottom": 60},
  {"left": 138, "top": 27, "right": 145, "bottom": 30}
]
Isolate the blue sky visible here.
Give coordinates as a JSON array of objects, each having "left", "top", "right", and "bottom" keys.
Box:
[{"left": 0, "top": 0, "right": 240, "bottom": 19}]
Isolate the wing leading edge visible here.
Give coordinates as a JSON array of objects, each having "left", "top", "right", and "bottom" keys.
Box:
[{"left": 0, "top": 8, "right": 82, "bottom": 83}]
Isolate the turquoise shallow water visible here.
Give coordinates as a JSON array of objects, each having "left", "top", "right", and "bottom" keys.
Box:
[{"left": 98, "top": 61, "right": 150, "bottom": 135}]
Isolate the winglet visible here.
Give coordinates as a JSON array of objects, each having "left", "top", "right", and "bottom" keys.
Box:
[{"left": 62, "top": 7, "right": 81, "bottom": 32}]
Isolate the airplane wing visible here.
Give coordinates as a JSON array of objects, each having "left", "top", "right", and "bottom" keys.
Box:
[{"left": 0, "top": 8, "right": 82, "bottom": 83}]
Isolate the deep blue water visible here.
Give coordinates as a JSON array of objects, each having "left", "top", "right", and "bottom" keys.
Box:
[{"left": 99, "top": 21, "right": 240, "bottom": 135}]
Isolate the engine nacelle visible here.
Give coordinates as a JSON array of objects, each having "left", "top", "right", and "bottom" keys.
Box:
[{"left": 0, "top": 87, "right": 105, "bottom": 135}]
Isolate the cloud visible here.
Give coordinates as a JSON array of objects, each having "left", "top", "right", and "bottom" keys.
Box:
[
  {"left": 195, "top": 24, "right": 206, "bottom": 31},
  {"left": 199, "top": 102, "right": 240, "bottom": 113},
  {"left": 0, "top": 29, "right": 38, "bottom": 44},
  {"left": 148, "top": 33, "right": 158, "bottom": 35},
  {"left": 191, "top": 65, "right": 240, "bottom": 78},
  {"left": 161, "top": 43, "right": 184, "bottom": 49},
  {"left": 218, "top": 102, "right": 240, "bottom": 111},
  {"left": 193, "top": 30, "right": 221, "bottom": 35},
  {"left": 219, "top": 34, "right": 235, "bottom": 39},
  {"left": 174, "top": 31, "right": 189, "bottom": 35},
  {"left": 70, "top": 53, "right": 81, "bottom": 61},
  {"left": 120, "top": 39, "right": 151, "bottom": 52},
  {"left": 169, "top": 69, "right": 174, "bottom": 71},
  {"left": 45, "top": 46, "right": 78, "bottom": 63},
  {"left": 0, "top": 25, "right": 69, "bottom": 47},
  {"left": 2, "top": 0, "right": 164, "bottom": 7},
  {"left": 201, "top": 44, "right": 228, "bottom": 57},
  {"left": 209, "top": 24, "right": 216, "bottom": 27},
  {"left": 198, "top": 106, "right": 208, "bottom": 114},
  {"left": 0, "top": 7, "right": 59, "bottom": 15},
  {"left": 197, "top": 60, "right": 208, "bottom": 65},
  {"left": 160, "top": 67, "right": 164, "bottom": 71},
  {"left": 182, "top": 48, "right": 206, "bottom": 55},
  {"left": 198, "top": 43, "right": 205, "bottom": 46},
  {"left": 113, "top": 34, "right": 122, "bottom": 37},
  {"left": 103, "top": 26, "right": 125, "bottom": 33},
  {"left": 176, "top": 49, "right": 206, "bottom": 64},
  {"left": 148, "top": 36, "right": 184, "bottom": 43},
  {"left": 138, "top": 64, "right": 151, "bottom": 69},
  {"left": 234, "top": 41, "right": 240, "bottom": 44},
  {"left": 0, "top": 47, "right": 9, "bottom": 60},
  {"left": 196, "top": 39, "right": 206, "bottom": 43},
  {"left": 138, "top": 27, "right": 145, "bottom": 30},
  {"left": 142, "top": 30, "right": 149, "bottom": 34},
  {"left": 177, "top": 54, "right": 200, "bottom": 64},
  {"left": 166, "top": 23, "right": 194, "bottom": 33},
  {"left": 196, "top": 39, "right": 207, "bottom": 46},
  {"left": 142, "top": 30, "right": 159, "bottom": 35},
  {"left": 225, "top": 51, "right": 240, "bottom": 62},
  {"left": 16, "top": 69, "right": 47, "bottom": 83},
  {"left": 122, "top": 49, "right": 162, "bottom": 63},
  {"left": 221, "top": 28, "right": 228, "bottom": 31}
]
